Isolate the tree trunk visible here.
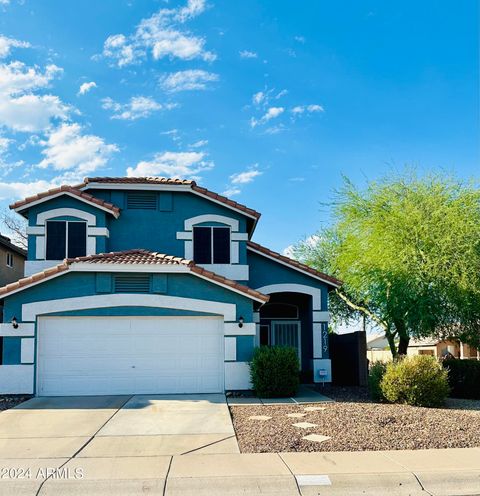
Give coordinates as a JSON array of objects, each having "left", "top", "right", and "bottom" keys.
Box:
[
  {"left": 398, "top": 335, "right": 409, "bottom": 355},
  {"left": 385, "top": 328, "right": 398, "bottom": 359}
]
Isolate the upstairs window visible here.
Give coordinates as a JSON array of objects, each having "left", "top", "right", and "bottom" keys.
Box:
[
  {"left": 193, "top": 226, "right": 230, "bottom": 264},
  {"left": 46, "top": 221, "right": 87, "bottom": 260},
  {"left": 6, "top": 252, "right": 13, "bottom": 268}
]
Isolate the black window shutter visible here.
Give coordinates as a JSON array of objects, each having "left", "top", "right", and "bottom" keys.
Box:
[
  {"left": 46, "top": 221, "right": 66, "bottom": 260},
  {"left": 193, "top": 227, "right": 212, "bottom": 263},
  {"left": 68, "top": 223, "right": 87, "bottom": 258},
  {"left": 213, "top": 228, "right": 230, "bottom": 264}
]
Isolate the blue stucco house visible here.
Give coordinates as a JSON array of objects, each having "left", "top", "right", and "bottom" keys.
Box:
[{"left": 0, "top": 177, "right": 340, "bottom": 396}]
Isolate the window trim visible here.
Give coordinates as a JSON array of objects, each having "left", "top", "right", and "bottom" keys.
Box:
[
  {"left": 6, "top": 252, "right": 13, "bottom": 268},
  {"left": 193, "top": 225, "right": 231, "bottom": 264},
  {"left": 45, "top": 220, "right": 88, "bottom": 260}
]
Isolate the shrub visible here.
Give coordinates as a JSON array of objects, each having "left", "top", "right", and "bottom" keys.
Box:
[
  {"left": 250, "top": 346, "right": 300, "bottom": 398},
  {"left": 368, "top": 361, "right": 388, "bottom": 401},
  {"left": 380, "top": 355, "right": 450, "bottom": 407},
  {"left": 443, "top": 359, "right": 480, "bottom": 399}
]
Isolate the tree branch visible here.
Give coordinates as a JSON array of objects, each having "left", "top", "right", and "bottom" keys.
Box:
[{"left": 335, "top": 289, "right": 389, "bottom": 330}]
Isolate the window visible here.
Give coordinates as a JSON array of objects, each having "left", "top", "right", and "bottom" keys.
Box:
[
  {"left": 193, "top": 226, "right": 230, "bottom": 264},
  {"left": 6, "top": 253, "right": 13, "bottom": 268},
  {"left": 46, "top": 221, "right": 87, "bottom": 260}
]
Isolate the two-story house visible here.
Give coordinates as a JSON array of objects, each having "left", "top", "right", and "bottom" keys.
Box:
[{"left": 0, "top": 177, "right": 340, "bottom": 396}]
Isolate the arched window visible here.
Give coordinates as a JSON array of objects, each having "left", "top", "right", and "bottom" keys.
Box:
[{"left": 260, "top": 303, "right": 299, "bottom": 319}]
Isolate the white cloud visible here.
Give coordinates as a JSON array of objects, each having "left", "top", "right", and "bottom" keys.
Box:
[
  {"left": 0, "top": 135, "right": 11, "bottom": 154},
  {"left": 102, "top": 96, "right": 167, "bottom": 120},
  {"left": 38, "top": 123, "right": 118, "bottom": 175},
  {"left": 0, "top": 0, "right": 10, "bottom": 5},
  {"left": 230, "top": 168, "right": 262, "bottom": 184},
  {"left": 189, "top": 139, "right": 208, "bottom": 148},
  {"left": 252, "top": 87, "right": 287, "bottom": 107},
  {"left": 222, "top": 187, "right": 241, "bottom": 197},
  {"left": 160, "top": 69, "right": 218, "bottom": 92},
  {"left": 78, "top": 81, "right": 96, "bottom": 95},
  {"left": 0, "top": 61, "right": 68, "bottom": 132},
  {"left": 102, "top": 0, "right": 215, "bottom": 67},
  {"left": 292, "top": 104, "right": 324, "bottom": 114},
  {"left": 0, "top": 179, "right": 61, "bottom": 201},
  {"left": 0, "top": 94, "right": 70, "bottom": 132},
  {"left": 251, "top": 106, "right": 284, "bottom": 128},
  {"left": 294, "top": 35, "right": 306, "bottom": 43},
  {"left": 239, "top": 50, "right": 257, "bottom": 59},
  {"left": 0, "top": 35, "right": 30, "bottom": 59},
  {"left": 252, "top": 91, "right": 264, "bottom": 105},
  {"left": 127, "top": 150, "right": 213, "bottom": 178}
]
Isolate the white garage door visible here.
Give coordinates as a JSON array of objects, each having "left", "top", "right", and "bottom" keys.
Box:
[{"left": 37, "top": 316, "right": 224, "bottom": 396}]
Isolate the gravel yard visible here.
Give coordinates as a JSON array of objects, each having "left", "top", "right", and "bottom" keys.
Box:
[{"left": 230, "top": 388, "right": 480, "bottom": 452}]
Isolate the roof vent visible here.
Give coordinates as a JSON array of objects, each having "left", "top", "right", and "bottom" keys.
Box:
[
  {"left": 126, "top": 191, "right": 157, "bottom": 210},
  {"left": 114, "top": 274, "right": 151, "bottom": 293}
]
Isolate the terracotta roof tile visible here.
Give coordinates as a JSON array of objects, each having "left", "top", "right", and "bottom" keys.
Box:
[
  {"left": 247, "top": 240, "right": 342, "bottom": 287},
  {"left": 81, "top": 177, "right": 261, "bottom": 220},
  {"left": 9, "top": 185, "right": 120, "bottom": 217},
  {"left": 0, "top": 249, "right": 269, "bottom": 302}
]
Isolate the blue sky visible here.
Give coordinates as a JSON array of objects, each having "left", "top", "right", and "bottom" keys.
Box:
[{"left": 0, "top": 0, "right": 478, "bottom": 252}]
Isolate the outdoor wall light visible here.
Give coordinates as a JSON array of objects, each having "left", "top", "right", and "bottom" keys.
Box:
[
  {"left": 238, "top": 316, "right": 244, "bottom": 328},
  {"left": 11, "top": 317, "right": 18, "bottom": 329}
]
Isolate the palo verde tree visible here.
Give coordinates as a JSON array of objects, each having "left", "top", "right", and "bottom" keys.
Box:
[{"left": 294, "top": 171, "right": 480, "bottom": 358}]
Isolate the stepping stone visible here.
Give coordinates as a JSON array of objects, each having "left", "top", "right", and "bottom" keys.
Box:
[
  {"left": 302, "top": 434, "right": 331, "bottom": 443},
  {"left": 286, "top": 413, "right": 307, "bottom": 418},
  {"left": 292, "top": 422, "right": 317, "bottom": 429},
  {"left": 304, "top": 406, "right": 326, "bottom": 412},
  {"left": 248, "top": 415, "right": 272, "bottom": 421}
]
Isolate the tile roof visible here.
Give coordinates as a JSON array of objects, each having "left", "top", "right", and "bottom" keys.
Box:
[
  {"left": 247, "top": 240, "right": 342, "bottom": 288},
  {"left": 0, "top": 249, "right": 269, "bottom": 302},
  {"left": 81, "top": 177, "right": 261, "bottom": 220},
  {"left": 9, "top": 185, "right": 120, "bottom": 217},
  {"left": 0, "top": 235, "right": 26, "bottom": 257}
]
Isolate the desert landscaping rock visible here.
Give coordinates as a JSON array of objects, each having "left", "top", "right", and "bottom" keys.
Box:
[
  {"left": 231, "top": 394, "right": 480, "bottom": 452},
  {"left": 248, "top": 415, "right": 272, "bottom": 421},
  {"left": 302, "top": 434, "right": 331, "bottom": 443},
  {"left": 304, "top": 406, "right": 326, "bottom": 412},
  {"left": 292, "top": 422, "right": 317, "bottom": 429},
  {"left": 286, "top": 413, "right": 307, "bottom": 418}
]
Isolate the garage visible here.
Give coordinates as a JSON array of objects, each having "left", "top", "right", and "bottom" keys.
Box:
[{"left": 36, "top": 316, "right": 224, "bottom": 396}]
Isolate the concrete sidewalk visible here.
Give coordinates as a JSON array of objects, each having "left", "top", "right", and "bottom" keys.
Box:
[{"left": 1, "top": 448, "right": 478, "bottom": 495}]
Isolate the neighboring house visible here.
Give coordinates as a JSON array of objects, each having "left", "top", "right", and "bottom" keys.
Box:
[
  {"left": 0, "top": 177, "right": 340, "bottom": 396},
  {"left": 0, "top": 235, "right": 26, "bottom": 322},
  {"left": 367, "top": 334, "right": 480, "bottom": 362}
]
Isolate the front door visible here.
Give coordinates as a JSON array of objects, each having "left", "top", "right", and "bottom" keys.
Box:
[{"left": 271, "top": 320, "right": 301, "bottom": 366}]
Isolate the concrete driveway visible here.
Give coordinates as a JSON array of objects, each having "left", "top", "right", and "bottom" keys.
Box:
[{"left": 0, "top": 394, "right": 238, "bottom": 459}]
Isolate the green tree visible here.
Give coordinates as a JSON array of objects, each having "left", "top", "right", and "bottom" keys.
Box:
[{"left": 294, "top": 172, "right": 480, "bottom": 358}]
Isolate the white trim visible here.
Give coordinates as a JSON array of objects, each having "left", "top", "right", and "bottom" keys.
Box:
[
  {"left": 252, "top": 312, "right": 260, "bottom": 323},
  {"left": 21, "top": 338, "right": 34, "bottom": 363},
  {"left": 0, "top": 323, "right": 34, "bottom": 336},
  {"left": 69, "top": 263, "right": 190, "bottom": 273},
  {"left": 224, "top": 322, "right": 256, "bottom": 336},
  {"left": 15, "top": 191, "right": 119, "bottom": 218},
  {"left": 197, "top": 264, "right": 249, "bottom": 281},
  {"left": 231, "top": 242, "right": 239, "bottom": 264},
  {"left": 224, "top": 337, "right": 237, "bottom": 361},
  {"left": 313, "top": 323, "right": 323, "bottom": 358},
  {"left": 248, "top": 246, "right": 341, "bottom": 288},
  {"left": 88, "top": 227, "right": 109, "bottom": 237},
  {"left": 313, "top": 311, "right": 330, "bottom": 322},
  {"left": 36, "top": 236, "right": 45, "bottom": 259},
  {"left": 86, "top": 236, "right": 96, "bottom": 255},
  {"left": 82, "top": 182, "right": 258, "bottom": 221},
  {"left": 3, "top": 261, "right": 265, "bottom": 303},
  {"left": 22, "top": 294, "right": 237, "bottom": 322},
  {"left": 184, "top": 214, "right": 239, "bottom": 232},
  {"left": 26, "top": 226, "right": 45, "bottom": 235},
  {"left": 0, "top": 365, "right": 34, "bottom": 394},
  {"left": 224, "top": 361, "right": 251, "bottom": 390},
  {"left": 231, "top": 233, "right": 248, "bottom": 241},
  {"left": 176, "top": 231, "right": 193, "bottom": 240},
  {"left": 37, "top": 208, "right": 97, "bottom": 226},
  {"left": 184, "top": 240, "right": 193, "bottom": 259},
  {"left": 24, "top": 260, "right": 60, "bottom": 277},
  {"left": 255, "top": 283, "right": 322, "bottom": 310}
]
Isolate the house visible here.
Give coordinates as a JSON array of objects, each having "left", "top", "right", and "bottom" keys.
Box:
[
  {"left": 366, "top": 333, "right": 480, "bottom": 362},
  {"left": 0, "top": 177, "right": 340, "bottom": 396},
  {"left": 0, "top": 235, "right": 26, "bottom": 323}
]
